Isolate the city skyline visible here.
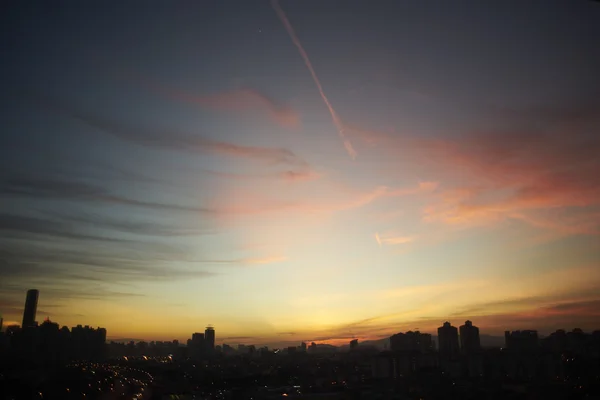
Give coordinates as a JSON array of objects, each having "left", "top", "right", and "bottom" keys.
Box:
[
  {"left": 1, "top": 288, "right": 597, "bottom": 348},
  {"left": 1, "top": 1, "right": 600, "bottom": 346}
]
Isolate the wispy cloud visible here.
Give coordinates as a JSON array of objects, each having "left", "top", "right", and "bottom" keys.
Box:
[
  {"left": 46, "top": 211, "right": 214, "bottom": 237},
  {"left": 124, "top": 71, "right": 300, "bottom": 128},
  {"left": 271, "top": 0, "right": 356, "bottom": 159},
  {"left": 375, "top": 232, "right": 415, "bottom": 246},
  {"left": 0, "top": 243, "right": 215, "bottom": 284},
  {"left": 245, "top": 256, "right": 288, "bottom": 265},
  {"left": 204, "top": 168, "right": 319, "bottom": 183},
  {"left": 0, "top": 176, "right": 216, "bottom": 214},
  {"left": 25, "top": 92, "right": 309, "bottom": 168},
  {"left": 418, "top": 129, "right": 600, "bottom": 239},
  {"left": 196, "top": 256, "right": 287, "bottom": 266}
]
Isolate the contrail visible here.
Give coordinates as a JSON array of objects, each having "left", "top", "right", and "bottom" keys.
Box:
[{"left": 271, "top": 0, "right": 357, "bottom": 159}]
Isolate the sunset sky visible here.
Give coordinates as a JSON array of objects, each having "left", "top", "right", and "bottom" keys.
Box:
[{"left": 1, "top": 1, "right": 599, "bottom": 346}]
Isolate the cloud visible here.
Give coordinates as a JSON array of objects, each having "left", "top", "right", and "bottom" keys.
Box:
[
  {"left": 0, "top": 244, "right": 216, "bottom": 285},
  {"left": 0, "top": 176, "right": 216, "bottom": 214},
  {"left": 402, "top": 128, "right": 600, "bottom": 239},
  {"left": 335, "top": 95, "right": 600, "bottom": 240},
  {"left": 375, "top": 233, "right": 415, "bottom": 246},
  {"left": 24, "top": 92, "right": 309, "bottom": 168},
  {"left": 0, "top": 283, "right": 145, "bottom": 308},
  {"left": 204, "top": 168, "right": 319, "bottom": 182},
  {"left": 537, "top": 299, "right": 600, "bottom": 316},
  {"left": 0, "top": 212, "right": 132, "bottom": 244},
  {"left": 47, "top": 211, "right": 214, "bottom": 237},
  {"left": 195, "top": 256, "right": 287, "bottom": 266},
  {"left": 209, "top": 181, "right": 438, "bottom": 218},
  {"left": 220, "top": 336, "right": 256, "bottom": 341},
  {"left": 271, "top": 0, "right": 356, "bottom": 159},
  {"left": 245, "top": 256, "right": 288, "bottom": 265},
  {"left": 123, "top": 70, "right": 300, "bottom": 128},
  {"left": 280, "top": 170, "right": 320, "bottom": 182}
]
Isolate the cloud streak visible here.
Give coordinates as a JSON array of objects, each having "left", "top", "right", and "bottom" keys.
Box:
[
  {"left": 24, "top": 92, "right": 309, "bottom": 168},
  {"left": 0, "top": 176, "right": 216, "bottom": 214},
  {"left": 271, "top": 0, "right": 356, "bottom": 159},
  {"left": 120, "top": 70, "right": 300, "bottom": 128},
  {"left": 151, "top": 85, "right": 300, "bottom": 129}
]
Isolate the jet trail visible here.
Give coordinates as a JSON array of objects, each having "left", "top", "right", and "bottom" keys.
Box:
[{"left": 271, "top": 0, "right": 357, "bottom": 159}]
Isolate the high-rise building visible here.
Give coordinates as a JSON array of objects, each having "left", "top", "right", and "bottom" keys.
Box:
[
  {"left": 459, "top": 320, "right": 481, "bottom": 354},
  {"left": 205, "top": 326, "right": 215, "bottom": 350},
  {"left": 438, "top": 321, "right": 459, "bottom": 358},
  {"left": 300, "top": 342, "right": 307, "bottom": 352},
  {"left": 390, "top": 330, "right": 434, "bottom": 353},
  {"left": 22, "top": 289, "right": 39, "bottom": 328},
  {"left": 192, "top": 332, "right": 205, "bottom": 347},
  {"left": 0, "top": 316, "right": 3, "bottom": 332},
  {"left": 350, "top": 339, "right": 359, "bottom": 350}
]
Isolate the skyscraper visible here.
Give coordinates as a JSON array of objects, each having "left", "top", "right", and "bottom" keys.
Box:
[
  {"left": 459, "top": 320, "right": 481, "bottom": 355},
  {"left": 205, "top": 326, "right": 215, "bottom": 350},
  {"left": 22, "top": 289, "right": 39, "bottom": 328},
  {"left": 437, "top": 321, "right": 459, "bottom": 358}
]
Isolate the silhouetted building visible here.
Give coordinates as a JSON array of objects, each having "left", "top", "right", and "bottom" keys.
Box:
[
  {"left": 459, "top": 320, "right": 480, "bottom": 354},
  {"left": 22, "top": 289, "right": 39, "bottom": 328},
  {"left": 190, "top": 332, "right": 206, "bottom": 357},
  {"left": 300, "top": 341, "right": 307, "bottom": 352},
  {"left": 0, "top": 316, "right": 3, "bottom": 332},
  {"left": 438, "top": 321, "right": 459, "bottom": 358},
  {"left": 205, "top": 326, "right": 215, "bottom": 351},
  {"left": 71, "top": 324, "right": 107, "bottom": 361},
  {"left": 350, "top": 339, "right": 359, "bottom": 350},
  {"left": 505, "top": 330, "right": 538, "bottom": 351},
  {"left": 390, "top": 330, "right": 434, "bottom": 353}
]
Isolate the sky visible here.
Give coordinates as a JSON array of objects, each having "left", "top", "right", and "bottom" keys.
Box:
[{"left": 1, "top": 0, "right": 599, "bottom": 347}]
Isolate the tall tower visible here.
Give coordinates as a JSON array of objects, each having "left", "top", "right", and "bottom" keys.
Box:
[
  {"left": 437, "top": 321, "right": 459, "bottom": 358},
  {"left": 22, "top": 289, "right": 39, "bottom": 328},
  {"left": 459, "top": 320, "right": 481, "bottom": 355},
  {"left": 205, "top": 326, "right": 215, "bottom": 350}
]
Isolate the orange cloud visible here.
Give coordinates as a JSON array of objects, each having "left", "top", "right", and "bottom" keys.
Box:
[{"left": 375, "top": 233, "right": 416, "bottom": 246}]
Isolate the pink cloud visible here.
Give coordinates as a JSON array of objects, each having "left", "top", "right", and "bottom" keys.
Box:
[
  {"left": 170, "top": 87, "right": 300, "bottom": 128},
  {"left": 208, "top": 181, "right": 434, "bottom": 217},
  {"left": 375, "top": 232, "right": 416, "bottom": 246},
  {"left": 398, "top": 128, "right": 600, "bottom": 239},
  {"left": 124, "top": 71, "right": 300, "bottom": 128}
]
